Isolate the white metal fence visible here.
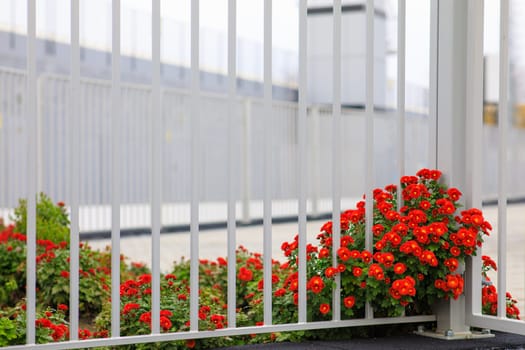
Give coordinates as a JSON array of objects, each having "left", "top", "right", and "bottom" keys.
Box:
[{"left": 2, "top": 0, "right": 525, "bottom": 348}]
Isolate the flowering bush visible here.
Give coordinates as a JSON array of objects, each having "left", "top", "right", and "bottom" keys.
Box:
[
  {"left": 94, "top": 246, "right": 293, "bottom": 349},
  {"left": 0, "top": 225, "right": 113, "bottom": 316},
  {"left": 278, "top": 169, "right": 493, "bottom": 318}
]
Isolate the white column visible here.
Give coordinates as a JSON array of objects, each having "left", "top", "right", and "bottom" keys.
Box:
[
  {"left": 26, "top": 0, "right": 37, "bottom": 344},
  {"left": 69, "top": 0, "right": 81, "bottom": 340},
  {"left": 151, "top": 0, "right": 162, "bottom": 335},
  {"left": 432, "top": 0, "right": 470, "bottom": 335},
  {"left": 297, "top": 0, "right": 308, "bottom": 324},
  {"left": 464, "top": 0, "right": 484, "bottom": 320},
  {"left": 111, "top": 0, "right": 122, "bottom": 338}
]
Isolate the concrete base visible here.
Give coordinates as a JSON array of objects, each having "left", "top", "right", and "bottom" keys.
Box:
[{"left": 414, "top": 328, "right": 495, "bottom": 340}]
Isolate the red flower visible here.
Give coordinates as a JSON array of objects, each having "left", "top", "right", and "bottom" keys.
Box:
[
  {"left": 160, "top": 310, "right": 173, "bottom": 317},
  {"left": 139, "top": 311, "right": 152, "bottom": 324},
  {"left": 57, "top": 304, "right": 68, "bottom": 311},
  {"left": 186, "top": 339, "right": 196, "bottom": 348},
  {"left": 444, "top": 258, "right": 459, "bottom": 272},
  {"left": 372, "top": 224, "right": 385, "bottom": 236},
  {"left": 337, "top": 247, "right": 351, "bottom": 261},
  {"left": 321, "top": 221, "right": 332, "bottom": 234},
  {"left": 122, "top": 303, "right": 140, "bottom": 315},
  {"left": 344, "top": 296, "right": 355, "bottom": 308},
  {"left": 165, "top": 274, "right": 177, "bottom": 280},
  {"left": 308, "top": 276, "right": 325, "bottom": 294},
  {"left": 78, "top": 328, "right": 91, "bottom": 340},
  {"left": 325, "top": 267, "right": 338, "bottom": 278},
  {"left": 138, "top": 274, "right": 152, "bottom": 285},
  {"left": 238, "top": 267, "right": 253, "bottom": 282},
  {"left": 393, "top": 262, "right": 406, "bottom": 275},
  {"left": 318, "top": 248, "right": 330, "bottom": 259},
  {"left": 352, "top": 267, "right": 363, "bottom": 277},
  {"left": 36, "top": 318, "right": 52, "bottom": 328},
  {"left": 274, "top": 288, "right": 286, "bottom": 297},
  {"left": 361, "top": 250, "right": 372, "bottom": 263},
  {"left": 450, "top": 246, "right": 461, "bottom": 257},
  {"left": 160, "top": 316, "right": 172, "bottom": 331},
  {"left": 447, "top": 188, "right": 462, "bottom": 201},
  {"left": 319, "top": 303, "right": 330, "bottom": 315},
  {"left": 482, "top": 255, "right": 497, "bottom": 271}
]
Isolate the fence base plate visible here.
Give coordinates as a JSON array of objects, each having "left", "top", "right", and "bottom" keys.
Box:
[{"left": 414, "top": 329, "right": 495, "bottom": 340}]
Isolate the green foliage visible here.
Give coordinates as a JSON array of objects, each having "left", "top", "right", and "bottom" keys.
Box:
[
  {"left": 11, "top": 193, "right": 70, "bottom": 243},
  {"left": 0, "top": 227, "right": 27, "bottom": 306},
  {"left": 35, "top": 243, "right": 112, "bottom": 317},
  {"left": 0, "top": 317, "right": 18, "bottom": 346},
  {"left": 0, "top": 302, "right": 69, "bottom": 345}
]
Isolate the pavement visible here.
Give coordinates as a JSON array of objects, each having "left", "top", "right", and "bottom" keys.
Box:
[{"left": 212, "top": 331, "right": 525, "bottom": 350}]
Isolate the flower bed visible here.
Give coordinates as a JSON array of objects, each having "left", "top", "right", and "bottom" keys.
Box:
[{"left": 0, "top": 170, "right": 520, "bottom": 348}]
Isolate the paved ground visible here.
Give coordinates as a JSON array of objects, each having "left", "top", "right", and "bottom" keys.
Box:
[{"left": 212, "top": 331, "right": 525, "bottom": 350}]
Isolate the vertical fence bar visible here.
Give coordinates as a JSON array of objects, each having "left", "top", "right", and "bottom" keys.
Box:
[
  {"left": 297, "top": 0, "right": 308, "bottom": 324},
  {"left": 111, "top": 0, "right": 121, "bottom": 337},
  {"left": 310, "top": 106, "right": 321, "bottom": 216},
  {"left": 497, "top": 0, "right": 509, "bottom": 319},
  {"left": 69, "top": 0, "right": 80, "bottom": 340},
  {"left": 190, "top": 0, "right": 200, "bottom": 332},
  {"left": 365, "top": 0, "right": 374, "bottom": 252},
  {"left": 397, "top": 0, "right": 406, "bottom": 207},
  {"left": 241, "top": 99, "right": 251, "bottom": 224},
  {"left": 364, "top": 0, "right": 374, "bottom": 319},
  {"left": 227, "top": 0, "right": 238, "bottom": 329},
  {"left": 465, "top": 0, "right": 484, "bottom": 318},
  {"left": 151, "top": 0, "right": 162, "bottom": 334},
  {"left": 429, "top": 0, "right": 438, "bottom": 168},
  {"left": 26, "top": 0, "right": 37, "bottom": 344},
  {"left": 332, "top": 0, "right": 342, "bottom": 321},
  {"left": 263, "top": 0, "right": 273, "bottom": 326}
]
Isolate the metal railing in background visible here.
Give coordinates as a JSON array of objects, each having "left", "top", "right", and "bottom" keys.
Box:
[{"left": 1, "top": 66, "right": 525, "bottom": 232}]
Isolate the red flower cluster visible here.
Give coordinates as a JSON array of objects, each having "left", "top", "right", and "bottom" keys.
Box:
[
  {"left": 390, "top": 276, "right": 416, "bottom": 304},
  {"left": 434, "top": 274, "right": 464, "bottom": 299},
  {"left": 481, "top": 255, "right": 520, "bottom": 319},
  {"left": 36, "top": 317, "right": 69, "bottom": 341},
  {"left": 280, "top": 169, "right": 497, "bottom": 319}
]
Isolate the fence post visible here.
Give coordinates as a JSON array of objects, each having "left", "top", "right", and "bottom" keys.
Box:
[
  {"left": 37, "top": 76, "right": 44, "bottom": 194},
  {"left": 431, "top": 0, "right": 473, "bottom": 338},
  {"left": 241, "top": 98, "right": 251, "bottom": 224},
  {"left": 310, "top": 106, "right": 320, "bottom": 217}
]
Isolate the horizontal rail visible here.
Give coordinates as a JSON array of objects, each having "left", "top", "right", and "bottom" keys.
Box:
[{"left": 3, "top": 315, "right": 436, "bottom": 350}]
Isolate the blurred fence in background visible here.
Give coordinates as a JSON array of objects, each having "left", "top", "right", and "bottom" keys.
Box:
[{"left": 1, "top": 66, "right": 524, "bottom": 233}]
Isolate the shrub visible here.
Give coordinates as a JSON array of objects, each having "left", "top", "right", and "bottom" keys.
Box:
[
  {"left": 277, "top": 169, "right": 492, "bottom": 319},
  {"left": 11, "top": 193, "right": 70, "bottom": 243}
]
